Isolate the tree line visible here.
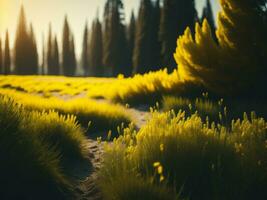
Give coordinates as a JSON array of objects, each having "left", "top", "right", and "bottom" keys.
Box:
[{"left": 0, "top": 0, "right": 216, "bottom": 77}]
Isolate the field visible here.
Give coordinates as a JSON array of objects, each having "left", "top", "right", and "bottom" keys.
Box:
[
  {"left": 1, "top": 0, "right": 266, "bottom": 199},
  {"left": 0, "top": 73, "right": 266, "bottom": 200}
]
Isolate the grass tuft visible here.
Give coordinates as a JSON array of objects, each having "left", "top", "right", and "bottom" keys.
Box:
[
  {"left": 99, "top": 110, "right": 267, "bottom": 200},
  {"left": 0, "top": 96, "right": 88, "bottom": 199}
]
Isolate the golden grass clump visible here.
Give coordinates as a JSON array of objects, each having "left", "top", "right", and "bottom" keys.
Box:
[
  {"left": 0, "top": 96, "right": 88, "bottom": 199},
  {"left": 99, "top": 109, "right": 267, "bottom": 200},
  {"left": 0, "top": 88, "right": 134, "bottom": 132}
]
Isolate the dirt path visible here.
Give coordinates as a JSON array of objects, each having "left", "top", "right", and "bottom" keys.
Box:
[
  {"left": 44, "top": 92, "right": 151, "bottom": 199},
  {"left": 72, "top": 103, "right": 150, "bottom": 199},
  {"left": 75, "top": 139, "right": 105, "bottom": 200}
]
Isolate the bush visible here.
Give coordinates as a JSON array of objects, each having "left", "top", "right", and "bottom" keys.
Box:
[
  {"left": 99, "top": 110, "right": 267, "bottom": 200},
  {"left": 0, "top": 96, "right": 88, "bottom": 199},
  {"left": 174, "top": 0, "right": 267, "bottom": 97}
]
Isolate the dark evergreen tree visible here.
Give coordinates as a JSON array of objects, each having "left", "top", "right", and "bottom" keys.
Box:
[
  {"left": 47, "top": 23, "right": 53, "bottom": 74},
  {"left": 62, "top": 16, "right": 75, "bottom": 76},
  {"left": 70, "top": 35, "right": 77, "bottom": 75},
  {"left": 201, "top": 0, "right": 216, "bottom": 40},
  {"left": 103, "top": 0, "right": 128, "bottom": 76},
  {"left": 28, "top": 24, "right": 38, "bottom": 74},
  {"left": 150, "top": 0, "right": 161, "bottom": 71},
  {"left": 14, "top": 6, "right": 38, "bottom": 75},
  {"left": 52, "top": 36, "right": 60, "bottom": 75},
  {"left": 4, "top": 31, "right": 11, "bottom": 75},
  {"left": 159, "top": 0, "right": 197, "bottom": 71},
  {"left": 89, "top": 17, "right": 103, "bottom": 76},
  {"left": 127, "top": 11, "right": 136, "bottom": 76},
  {"left": 41, "top": 33, "right": 45, "bottom": 75},
  {"left": 133, "top": 0, "right": 154, "bottom": 74},
  {"left": 0, "top": 38, "right": 2, "bottom": 74},
  {"left": 14, "top": 6, "right": 30, "bottom": 74},
  {"left": 82, "top": 22, "right": 89, "bottom": 76}
]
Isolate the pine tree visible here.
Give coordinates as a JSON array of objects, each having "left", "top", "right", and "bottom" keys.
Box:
[
  {"left": 133, "top": 0, "right": 154, "bottom": 74},
  {"left": 160, "top": 0, "right": 197, "bottom": 71},
  {"left": 14, "top": 5, "right": 28, "bottom": 74},
  {"left": 28, "top": 24, "right": 38, "bottom": 74},
  {"left": 0, "top": 38, "right": 2, "bottom": 74},
  {"left": 14, "top": 6, "right": 38, "bottom": 75},
  {"left": 62, "top": 16, "right": 70, "bottom": 76},
  {"left": 62, "top": 16, "right": 75, "bottom": 76},
  {"left": 127, "top": 11, "right": 136, "bottom": 76},
  {"left": 47, "top": 23, "right": 53, "bottom": 75},
  {"left": 4, "top": 31, "right": 11, "bottom": 75},
  {"left": 82, "top": 22, "right": 89, "bottom": 76},
  {"left": 70, "top": 35, "right": 76, "bottom": 75},
  {"left": 41, "top": 33, "right": 45, "bottom": 75},
  {"left": 201, "top": 0, "right": 216, "bottom": 40},
  {"left": 174, "top": 0, "right": 267, "bottom": 97},
  {"left": 89, "top": 17, "right": 103, "bottom": 77},
  {"left": 103, "top": 0, "right": 128, "bottom": 76},
  {"left": 52, "top": 36, "right": 60, "bottom": 75},
  {"left": 150, "top": 0, "right": 161, "bottom": 71}
]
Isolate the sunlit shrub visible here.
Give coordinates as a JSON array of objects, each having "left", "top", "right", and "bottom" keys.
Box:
[{"left": 174, "top": 0, "right": 267, "bottom": 97}]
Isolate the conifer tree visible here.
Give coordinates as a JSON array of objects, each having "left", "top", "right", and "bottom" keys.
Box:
[
  {"left": 47, "top": 23, "right": 53, "bottom": 74},
  {"left": 4, "top": 31, "right": 11, "bottom": 75},
  {"left": 133, "top": 0, "right": 154, "bottom": 74},
  {"left": 127, "top": 11, "right": 136, "bottom": 75},
  {"left": 175, "top": 0, "right": 267, "bottom": 97},
  {"left": 82, "top": 22, "right": 89, "bottom": 76},
  {"left": 14, "top": 6, "right": 38, "bottom": 75},
  {"left": 103, "top": 0, "right": 128, "bottom": 76},
  {"left": 70, "top": 35, "right": 76, "bottom": 75},
  {"left": 14, "top": 5, "right": 29, "bottom": 74},
  {"left": 89, "top": 17, "right": 103, "bottom": 76},
  {"left": 201, "top": 0, "right": 216, "bottom": 40},
  {"left": 52, "top": 36, "right": 60, "bottom": 75},
  {"left": 160, "top": 0, "right": 197, "bottom": 71},
  {"left": 150, "top": 0, "right": 161, "bottom": 71},
  {"left": 0, "top": 38, "right": 2, "bottom": 74},
  {"left": 62, "top": 16, "right": 75, "bottom": 76},
  {"left": 28, "top": 24, "right": 38, "bottom": 74},
  {"left": 41, "top": 34, "right": 45, "bottom": 75}
]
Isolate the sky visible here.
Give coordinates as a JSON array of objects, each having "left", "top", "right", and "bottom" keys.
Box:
[{"left": 0, "top": 0, "right": 220, "bottom": 61}]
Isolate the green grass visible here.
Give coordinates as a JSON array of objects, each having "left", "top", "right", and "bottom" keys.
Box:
[
  {"left": 98, "top": 110, "right": 267, "bottom": 200},
  {"left": 0, "top": 96, "right": 88, "bottom": 199}
]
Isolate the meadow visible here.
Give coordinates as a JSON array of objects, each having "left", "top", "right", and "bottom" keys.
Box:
[
  {"left": 1, "top": 0, "right": 266, "bottom": 199},
  {"left": 0, "top": 73, "right": 266, "bottom": 199}
]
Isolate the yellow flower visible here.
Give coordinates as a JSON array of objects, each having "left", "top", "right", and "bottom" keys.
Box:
[
  {"left": 107, "top": 130, "right": 112, "bottom": 141},
  {"left": 160, "top": 175, "right": 165, "bottom": 182},
  {"left": 153, "top": 162, "right": 160, "bottom": 168},
  {"left": 97, "top": 137, "right": 102, "bottom": 144},
  {"left": 160, "top": 144, "right": 164, "bottom": 152},
  {"left": 157, "top": 166, "right": 163, "bottom": 174}
]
